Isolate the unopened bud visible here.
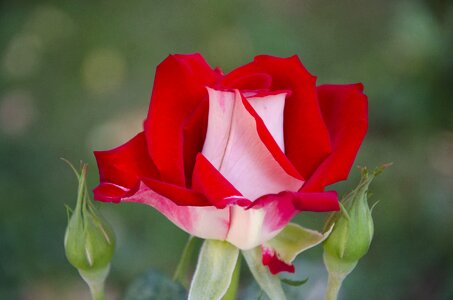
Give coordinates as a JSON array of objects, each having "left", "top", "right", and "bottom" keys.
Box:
[
  {"left": 323, "top": 165, "right": 389, "bottom": 277},
  {"left": 64, "top": 163, "right": 115, "bottom": 272}
]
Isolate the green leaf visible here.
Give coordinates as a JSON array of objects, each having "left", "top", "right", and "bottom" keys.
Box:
[
  {"left": 242, "top": 247, "right": 286, "bottom": 300},
  {"left": 188, "top": 239, "right": 239, "bottom": 300},
  {"left": 264, "top": 223, "right": 333, "bottom": 264},
  {"left": 281, "top": 277, "right": 308, "bottom": 287}
]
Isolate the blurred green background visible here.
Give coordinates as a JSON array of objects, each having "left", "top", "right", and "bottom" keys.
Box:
[{"left": 1, "top": 0, "right": 452, "bottom": 299}]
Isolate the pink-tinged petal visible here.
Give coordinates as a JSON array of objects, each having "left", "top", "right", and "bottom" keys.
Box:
[
  {"left": 94, "top": 132, "right": 159, "bottom": 202},
  {"left": 144, "top": 53, "right": 220, "bottom": 186},
  {"left": 303, "top": 84, "right": 368, "bottom": 191},
  {"left": 262, "top": 247, "right": 295, "bottom": 275},
  {"left": 226, "top": 193, "right": 298, "bottom": 250},
  {"left": 225, "top": 191, "right": 339, "bottom": 249},
  {"left": 202, "top": 88, "right": 304, "bottom": 200},
  {"left": 246, "top": 92, "right": 287, "bottom": 151},
  {"left": 242, "top": 93, "right": 302, "bottom": 181},
  {"left": 191, "top": 153, "right": 242, "bottom": 208},
  {"left": 123, "top": 183, "right": 230, "bottom": 240},
  {"left": 226, "top": 206, "right": 267, "bottom": 250},
  {"left": 222, "top": 55, "right": 332, "bottom": 179},
  {"left": 201, "top": 88, "right": 236, "bottom": 169},
  {"left": 249, "top": 192, "right": 298, "bottom": 238}
]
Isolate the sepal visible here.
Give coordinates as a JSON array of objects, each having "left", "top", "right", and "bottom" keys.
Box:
[
  {"left": 262, "top": 223, "right": 333, "bottom": 274},
  {"left": 188, "top": 240, "right": 239, "bottom": 300}
]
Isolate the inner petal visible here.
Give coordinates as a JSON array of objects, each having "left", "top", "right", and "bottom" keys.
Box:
[
  {"left": 202, "top": 88, "right": 303, "bottom": 200},
  {"left": 246, "top": 92, "right": 287, "bottom": 152}
]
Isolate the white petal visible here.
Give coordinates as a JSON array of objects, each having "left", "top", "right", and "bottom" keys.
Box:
[
  {"left": 202, "top": 88, "right": 303, "bottom": 200},
  {"left": 246, "top": 92, "right": 287, "bottom": 152}
]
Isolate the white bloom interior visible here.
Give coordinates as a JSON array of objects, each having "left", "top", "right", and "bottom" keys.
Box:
[{"left": 202, "top": 88, "right": 303, "bottom": 249}]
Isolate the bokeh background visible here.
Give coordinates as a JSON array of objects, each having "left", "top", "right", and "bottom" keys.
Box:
[{"left": 1, "top": 0, "right": 452, "bottom": 299}]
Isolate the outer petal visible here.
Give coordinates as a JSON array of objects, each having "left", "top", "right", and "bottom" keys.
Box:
[
  {"left": 291, "top": 191, "right": 339, "bottom": 212},
  {"left": 222, "top": 55, "right": 332, "bottom": 179},
  {"left": 93, "top": 131, "right": 211, "bottom": 206},
  {"left": 93, "top": 132, "right": 159, "bottom": 202},
  {"left": 123, "top": 183, "right": 230, "bottom": 240},
  {"left": 225, "top": 192, "right": 296, "bottom": 250},
  {"left": 202, "top": 88, "right": 303, "bottom": 200},
  {"left": 144, "top": 53, "right": 220, "bottom": 186},
  {"left": 303, "top": 84, "right": 368, "bottom": 191},
  {"left": 225, "top": 191, "right": 339, "bottom": 250}
]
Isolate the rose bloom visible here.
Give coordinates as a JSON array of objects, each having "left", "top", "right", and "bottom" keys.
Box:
[{"left": 94, "top": 54, "right": 367, "bottom": 251}]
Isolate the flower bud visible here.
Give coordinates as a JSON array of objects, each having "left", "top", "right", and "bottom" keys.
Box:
[
  {"left": 64, "top": 163, "right": 115, "bottom": 272},
  {"left": 323, "top": 165, "right": 388, "bottom": 277}
]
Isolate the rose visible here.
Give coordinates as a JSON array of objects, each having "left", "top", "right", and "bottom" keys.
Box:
[{"left": 94, "top": 54, "right": 367, "bottom": 252}]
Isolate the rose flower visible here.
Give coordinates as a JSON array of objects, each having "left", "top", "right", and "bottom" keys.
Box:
[{"left": 93, "top": 54, "right": 367, "bottom": 252}]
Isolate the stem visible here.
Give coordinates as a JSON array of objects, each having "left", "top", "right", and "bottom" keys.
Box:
[
  {"left": 87, "top": 279, "right": 106, "bottom": 300},
  {"left": 325, "top": 272, "right": 345, "bottom": 300},
  {"left": 79, "top": 265, "right": 110, "bottom": 300}
]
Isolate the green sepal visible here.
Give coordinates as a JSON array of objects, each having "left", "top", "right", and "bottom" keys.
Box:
[
  {"left": 264, "top": 223, "right": 334, "bottom": 265},
  {"left": 242, "top": 247, "right": 286, "bottom": 300},
  {"left": 281, "top": 277, "right": 309, "bottom": 287},
  {"left": 188, "top": 240, "right": 239, "bottom": 300},
  {"left": 173, "top": 235, "right": 198, "bottom": 289}
]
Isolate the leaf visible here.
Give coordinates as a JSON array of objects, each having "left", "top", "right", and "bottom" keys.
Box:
[
  {"left": 242, "top": 247, "right": 286, "bottom": 300},
  {"left": 188, "top": 239, "right": 239, "bottom": 300},
  {"left": 281, "top": 277, "right": 308, "bottom": 287},
  {"left": 123, "top": 269, "right": 186, "bottom": 300},
  {"left": 264, "top": 223, "right": 334, "bottom": 265}
]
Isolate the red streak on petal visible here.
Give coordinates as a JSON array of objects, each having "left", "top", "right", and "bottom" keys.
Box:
[{"left": 262, "top": 246, "right": 295, "bottom": 275}]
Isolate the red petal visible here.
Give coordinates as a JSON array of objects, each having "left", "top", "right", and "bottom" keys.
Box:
[
  {"left": 262, "top": 247, "right": 295, "bottom": 274},
  {"left": 303, "top": 84, "right": 368, "bottom": 191},
  {"left": 183, "top": 99, "right": 209, "bottom": 184},
  {"left": 144, "top": 53, "right": 220, "bottom": 186},
  {"left": 93, "top": 132, "right": 159, "bottom": 202},
  {"left": 221, "top": 72, "right": 272, "bottom": 90},
  {"left": 222, "top": 55, "right": 332, "bottom": 179},
  {"left": 141, "top": 177, "right": 211, "bottom": 206},
  {"left": 291, "top": 191, "right": 339, "bottom": 212},
  {"left": 191, "top": 153, "right": 242, "bottom": 208}
]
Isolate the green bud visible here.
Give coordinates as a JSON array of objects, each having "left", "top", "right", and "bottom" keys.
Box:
[
  {"left": 64, "top": 163, "right": 115, "bottom": 272},
  {"left": 323, "top": 165, "right": 389, "bottom": 277}
]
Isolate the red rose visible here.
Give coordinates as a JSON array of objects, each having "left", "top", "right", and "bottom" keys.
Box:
[{"left": 94, "top": 53, "right": 367, "bottom": 250}]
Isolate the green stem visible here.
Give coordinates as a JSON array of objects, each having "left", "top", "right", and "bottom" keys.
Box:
[
  {"left": 87, "top": 280, "right": 105, "bottom": 300},
  {"left": 324, "top": 272, "right": 345, "bottom": 300},
  {"left": 79, "top": 265, "right": 110, "bottom": 300}
]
